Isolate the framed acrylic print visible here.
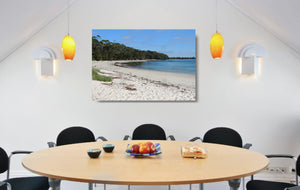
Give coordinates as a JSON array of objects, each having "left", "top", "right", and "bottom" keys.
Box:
[{"left": 92, "top": 29, "right": 196, "bottom": 102}]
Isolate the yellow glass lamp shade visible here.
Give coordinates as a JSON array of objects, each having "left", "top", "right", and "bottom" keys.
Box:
[
  {"left": 210, "top": 32, "right": 224, "bottom": 59},
  {"left": 62, "top": 35, "right": 76, "bottom": 61}
]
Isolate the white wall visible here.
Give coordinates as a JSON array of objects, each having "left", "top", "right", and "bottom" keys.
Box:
[{"left": 1, "top": 0, "right": 300, "bottom": 189}]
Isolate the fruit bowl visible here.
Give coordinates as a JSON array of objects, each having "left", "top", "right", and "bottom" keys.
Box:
[{"left": 125, "top": 143, "right": 161, "bottom": 157}]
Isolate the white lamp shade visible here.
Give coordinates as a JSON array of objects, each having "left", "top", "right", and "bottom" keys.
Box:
[{"left": 241, "top": 56, "right": 258, "bottom": 75}]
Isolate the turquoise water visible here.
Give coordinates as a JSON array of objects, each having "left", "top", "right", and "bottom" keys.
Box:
[{"left": 128, "top": 59, "right": 196, "bottom": 75}]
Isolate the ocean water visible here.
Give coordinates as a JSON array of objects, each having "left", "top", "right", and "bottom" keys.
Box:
[{"left": 127, "top": 59, "right": 196, "bottom": 75}]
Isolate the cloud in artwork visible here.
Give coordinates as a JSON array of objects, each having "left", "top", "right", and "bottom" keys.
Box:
[
  {"left": 119, "top": 40, "right": 142, "bottom": 46},
  {"left": 173, "top": 36, "right": 194, "bottom": 41},
  {"left": 173, "top": 36, "right": 182, "bottom": 40},
  {"left": 122, "top": 35, "right": 133, "bottom": 40}
]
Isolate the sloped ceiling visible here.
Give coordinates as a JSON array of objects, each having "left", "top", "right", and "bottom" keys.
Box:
[
  {"left": 0, "top": 0, "right": 299, "bottom": 63},
  {"left": 228, "top": 0, "right": 300, "bottom": 54},
  {"left": 0, "top": 0, "right": 73, "bottom": 63}
]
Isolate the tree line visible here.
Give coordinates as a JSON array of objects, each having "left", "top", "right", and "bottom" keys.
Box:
[{"left": 92, "top": 35, "right": 169, "bottom": 61}]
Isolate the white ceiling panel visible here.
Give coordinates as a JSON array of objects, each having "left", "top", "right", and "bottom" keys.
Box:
[
  {"left": 228, "top": 0, "right": 300, "bottom": 54},
  {"left": 0, "top": 0, "right": 72, "bottom": 62}
]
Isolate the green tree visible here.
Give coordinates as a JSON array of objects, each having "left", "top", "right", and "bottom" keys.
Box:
[{"left": 92, "top": 37, "right": 169, "bottom": 61}]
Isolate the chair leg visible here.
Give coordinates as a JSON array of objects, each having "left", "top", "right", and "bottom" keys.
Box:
[
  {"left": 88, "top": 183, "right": 105, "bottom": 190},
  {"left": 190, "top": 184, "right": 192, "bottom": 190},
  {"left": 7, "top": 183, "right": 12, "bottom": 190},
  {"left": 88, "top": 183, "right": 93, "bottom": 190},
  {"left": 0, "top": 182, "right": 11, "bottom": 190},
  {"left": 168, "top": 185, "right": 171, "bottom": 190},
  {"left": 48, "top": 178, "right": 61, "bottom": 190},
  {"left": 128, "top": 185, "right": 130, "bottom": 190},
  {"left": 228, "top": 179, "right": 241, "bottom": 190},
  {"left": 199, "top": 183, "right": 204, "bottom": 190},
  {"left": 242, "top": 177, "right": 245, "bottom": 190}
]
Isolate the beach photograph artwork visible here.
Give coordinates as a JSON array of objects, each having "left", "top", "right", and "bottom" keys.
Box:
[{"left": 92, "top": 29, "right": 196, "bottom": 102}]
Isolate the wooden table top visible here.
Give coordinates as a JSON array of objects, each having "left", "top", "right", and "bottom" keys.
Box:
[{"left": 22, "top": 140, "right": 268, "bottom": 185}]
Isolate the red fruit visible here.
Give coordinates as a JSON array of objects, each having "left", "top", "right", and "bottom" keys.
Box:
[
  {"left": 139, "top": 143, "right": 150, "bottom": 154},
  {"left": 146, "top": 142, "right": 156, "bottom": 153},
  {"left": 131, "top": 144, "right": 140, "bottom": 154}
]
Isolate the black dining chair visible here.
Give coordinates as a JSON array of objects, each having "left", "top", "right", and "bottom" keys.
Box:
[
  {"left": 246, "top": 154, "right": 300, "bottom": 190},
  {"left": 0, "top": 147, "right": 49, "bottom": 190},
  {"left": 190, "top": 127, "right": 252, "bottom": 149},
  {"left": 123, "top": 124, "right": 175, "bottom": 140},
  {"left": 48, "top": 126, "right": 107, "bottom": 147},
  {"left": 48, "top": 126, "right": 108, "bottom": 190},
  {"left": 190, "top": 127, "right": 252, "bottom": 190}
]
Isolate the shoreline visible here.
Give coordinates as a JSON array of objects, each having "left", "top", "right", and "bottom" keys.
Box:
[
  {"left": 114, "top": 59, "right": 196, "bottom": 76},
  {"left": 92, "top": 60, "right": 196, "bottom": 101}
]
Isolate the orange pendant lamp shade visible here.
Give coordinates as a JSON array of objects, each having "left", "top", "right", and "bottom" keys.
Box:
[
  {"left": 62, "top": 35, "right": 76, "bottom": 61},
  {"left": 210, "top": 32, "right": 224, "bottom": 59}
]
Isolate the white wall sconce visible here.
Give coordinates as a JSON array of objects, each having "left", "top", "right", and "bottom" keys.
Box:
[
  {"left": 32, "top": 46, "right": 57, "bottom": 77},
  {"left": 237, "top": 42, "right": 266, "bottom": 76}
]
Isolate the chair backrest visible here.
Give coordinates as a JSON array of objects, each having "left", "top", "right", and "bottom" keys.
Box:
[
  {"left": 0, "top": 147, "right": 8, "bottom": 174},
  {"left": 203, "top": 127, "right": 243, "bottom": 148},
  {"left": 132, "top": 124, "right": 167, "bottom": 140},
  {"left": 56, "top": 126, "right": 96, "bottom": 146}
]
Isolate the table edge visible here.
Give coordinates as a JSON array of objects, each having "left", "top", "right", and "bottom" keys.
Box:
[{"left": 22, "top": 141, "right": 269, "bottom": 185}]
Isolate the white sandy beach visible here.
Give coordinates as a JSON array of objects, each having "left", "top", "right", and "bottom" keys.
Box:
[{"left": 92, "top": 60, "right": 196, "bottom": 101}]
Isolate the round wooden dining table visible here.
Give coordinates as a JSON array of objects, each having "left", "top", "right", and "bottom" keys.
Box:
[{"left": 22, "top": 140, "right": 268, "bottom": 190}]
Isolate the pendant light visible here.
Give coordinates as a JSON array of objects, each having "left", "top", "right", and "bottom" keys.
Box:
[
  {"left": 62, "top": 0, "right": 76, "bottom": 61},
  {"left": 210, "top": 0, "right": 224, "bottom": 59}
]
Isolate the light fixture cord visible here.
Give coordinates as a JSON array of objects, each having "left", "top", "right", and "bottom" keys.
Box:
[
  {"left": 67, "top": 0, "right": 70, "bottom": 35},
  {"left": 216, "top": 0, "right": 218, "bottom": 33}
]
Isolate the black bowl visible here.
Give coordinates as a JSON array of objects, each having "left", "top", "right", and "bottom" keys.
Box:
[
  {"left": 103, "top": 144, "right": 115, "bottom": 153},
  {"left": 87, "top": 149, "right": 101, "bottom": 158}
]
